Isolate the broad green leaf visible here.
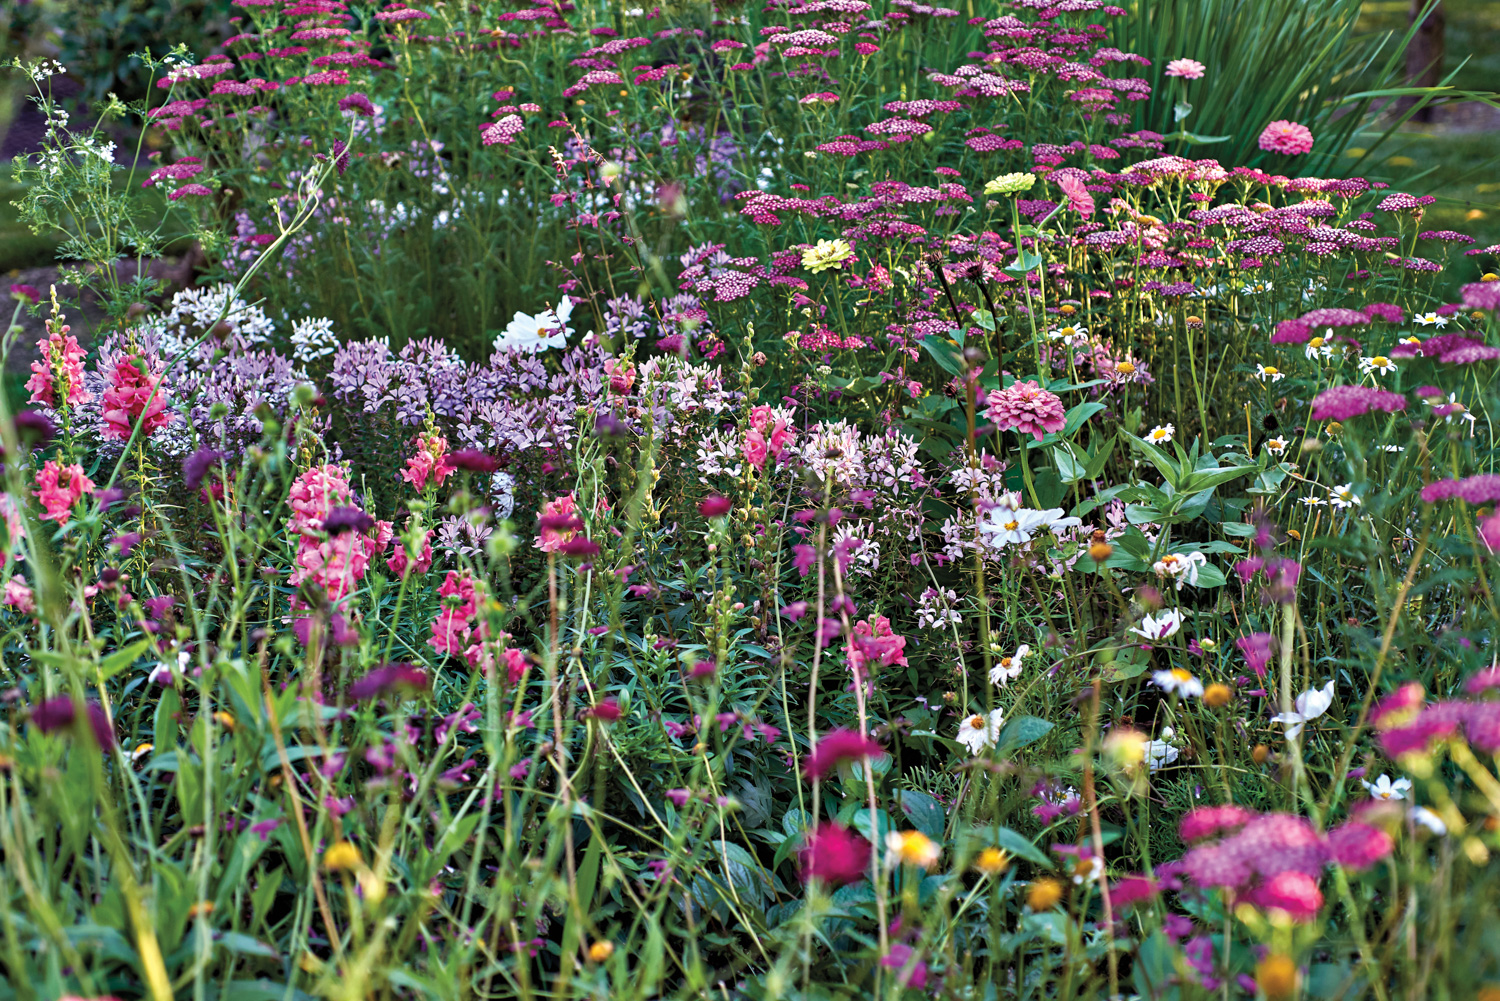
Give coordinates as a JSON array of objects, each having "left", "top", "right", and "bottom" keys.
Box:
[
  {"left": 998, "top": 715, "right": 1053, "bottom": 752},
  {"left": 900, "top": 790, "right": 946, "bottom": 840},
  {"left": 920, "top": 334, "right": 965, "bottom": 377}
]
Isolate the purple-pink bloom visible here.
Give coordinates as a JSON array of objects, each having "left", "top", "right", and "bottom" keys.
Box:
[
  {"left": 985, "top": 380, "right": 1067, "bottom": 441},
  {"left": 803, "top": 728, "right": 886, "bottom": 780},
  {"left": 800, "top": 822, "right": 870, "bottom": 886},
  {"left": 1310, "top": 385, "right": 1407, "bottom": 421},
  {"left": 1258, "top": 120, "right": 1314, "bottom": 155}
]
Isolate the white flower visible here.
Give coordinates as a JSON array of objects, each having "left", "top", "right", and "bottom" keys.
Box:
[
  {"left": 1145, "top": 424, "right": 1174, "bottom": 445},
  {"left": 1430, "top": 392, "right": 1476, "bottom": 432},
  {"left": 1413, "top": 312, "right": 1448, "bottom": 328},
  {"left": 1304, "top": 335, "right": 1333, "bottom": 361},
  {"left": 495, "top": 297, "right": 574, "bottom": 354},
  {"left": 1146, "top": 739, "right": 1179, "bottom": 772},
  {"left": 1130, "top": 609, "right": 1184, "bottom": 642},
  {"left": 1152, "top": 551, "right": 1207, "bottom": 590},
  {"left": 1049, "top": 323, "right": 1089, "bottom": 346},
  {"left": 1299, "top": 494, "right": 1327, "bottom": 508},
  {"left": 978, "top": 497, "right": 1080, "bottom": 549},
  {"left": 956, "top": 708, "right": 1005, "bottom": 754},
  {"left": 290, "top": 316, "right": 339, "bottom": 364},
  {"left": 1362, "top": 774, "right": 1412, "bottom": 801},
  {"left": 1240, "top": 280, "right": 1273, "bottom": 296},
  {"left": 1411, "top": 806, "right": 1446, "bottom": 835},
  {"left": 989, "top": 644, "right": 1031, "bottom": 686},
  {"left": 1359, "top": 355, "right": 1397, "bottom": 377},
  {"left": 1328, "top": 484, "right": 1361, "bottom": 510},
  {"left": 1151, "top": 667, "right": 1204, "bottom": 698},
  {"left": 1270, "top": 680, "right": 1335, "bottom": 739},
  {"left": 1254, "top": 363, "right": 1285, "bottom": 383},
  {"left": 1265, "top": 437, "right": 1289, "bottom": 456},
  {"left": 1379, "top": 445, "right": 1405, "bottom": 453}
]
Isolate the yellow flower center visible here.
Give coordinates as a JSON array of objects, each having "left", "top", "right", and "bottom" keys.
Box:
[
  {"left": 1263, "top": 366, "right": 1279, "bottom": 375},
  {"left": 969, "top": 715, "right": 985, "bottom": 728},
  {"left": 1309, "top": 337, "right": 1324, "bottom": 348},
  {"left": 1004, "top": 520, "right": 1019, "bottom": 531},
  {"left": 1372, "top": 356, "right": 1390, "bottom": 366},
  {"left": 1171, "top": 669, "right": 1192, "bottom": 682},
  {"left": 1116, "top": 361, "right": 1135, "bottom": 374}
]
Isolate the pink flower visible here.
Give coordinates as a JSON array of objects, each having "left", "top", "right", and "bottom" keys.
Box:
[
  {"left": 800, "top": 822, "right": 870, "bottom": 886},
  {"left": 1164, "top": 58, "right": 1205, "bottom": 80},
  {"left": 1481, "top": 511, "right": 1500, "bottom": 555},
  {"left": 400, "top": 430, "right": 454, "bottom": 492},
  {"left": 534, "top": 493, "right": 579, "bottom": 552},
  {"left": 1107, "top": 875, "right": 1160, "bottom": 908},
  {"left": 34, "top": 460, "right": 95, "bottom": 524},
  {"left": 287, "top": 464, "right": 354, "bottom": 535},
  {"left": 1258, "top": 120, "right": 1314, "bottom": 156},
  {"left": 985, "top": 380, "right": 1067, "bottom": 441},
  {"left": 4, "top": 575, "right": 35, "bottom": 614},
  {"left": 603, "top": 357, "right": 635, "bottom": 395},
  {"left": 430, "top": 570, "right": 481, "bottom": 658},
  {"left": 1178, "top": 804, "right": 1254, "bottom": 843},
  {"left": 847, "top": 614, "right": 908, "bottom": 675},
  {"left": 1327, "top": 821, "right": 1393, "bottom": 870},
  {"left": 1054, "top": 168, "right": 1095, "bottom": 217},
  {"left": 1309, "top": 385, "right": 1406, "bottom": 422},
  {"left": 1248, "top": 871, "right": 1323, "bottom": 922},
  {"left": 699, "top": 495, "right": 731, "bottom": 518},
  {"left": 803, "top": 729, "right": 886, "bottom": 781},
  {"left": 743, "top": 405, "right": 795, "bottom": 469},
  {"left": 26, "top": 328, "right": 91, "bottom": 408},
  {"left": 387, "top": 529, "right": 433, "bottom": 579},
  {"left": 100, "top": 355, "right": 172, "bottom": 441}
]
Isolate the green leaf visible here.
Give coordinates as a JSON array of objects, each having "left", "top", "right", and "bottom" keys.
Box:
[
  {"left": 1003, "top": 250, "right": 1043, "bottom": 275},
  {"left": 920, "top": 334, "right": 965, "bottom": 377},
  {"left": 1062, "top": 401, "right": 1106, "bottom": 436},
  {"left": 998, "top": 715, "right": 1053, "bottom": 752},
  {"left": 989, "top": 826, "right": 1053, "bottom": 869},
  {"left": 899, "top": 790, "right": 946, "bottom": 840},
  {"left": 216, "top": 933, "right": 278, "bottom": 959},
  {"left": 98, "top": 638, "right": 153, "bottom": 681},
  {"left": 1122, "top": 432, "right": 1181, "bottom": 484}
]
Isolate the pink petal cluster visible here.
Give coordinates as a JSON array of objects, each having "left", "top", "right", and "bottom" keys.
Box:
[
  {"left": 535, "top": 493, "right": 579, "bottom": 552},
  {"left": 603, "top": 357, "right": 636, "bottom": 395},
  {"left": 1164, "top": 58, "right": 1205, "bottom": 80},
  {"left": 1418, "top": 474, "right": 1500, "bottom": 505},
  {"left": 1258, "top": 120, "right": 1314, "bottom": 156},
  {"left": 101, "top": 355, "right": 173, "bottom": 442},
  {"left": 847, "top": 613, "right": 908, "bottom": 675},
  {"left": 4, "top": 574, "right": 35, "bottom": 614},
  {"left": 742, "top": 404, "right": 796, "bottom": 469},
  {"left": 34, "top": 460, "right": 95, "bottom": 525},
  {"left": 285, "top": 464, "right": 391, "bottom": 622},
  {"left": 428, "top": 569, "right": 493, "bottom": 669},
  {"left": 400, "top": 430, "right": 455, "bottom": 492},
  {"left": 387, "top": 527, "right": 434, "bottom": 578},
  {"left": 800, "top": 822, "right": 869, "bottom": 886},
  {"left": 803, "top": 728, "right": 886, "bottom": 780},
  {"left": 287, "top": 463, "right": 354, "bottom": 535},
  {"left": 25, "top": 328, "right": 91, "bottom": 408},
  {"left": 985, "top": 380, "right": 1066, "bottom": 441},
  {"left": 1309, "top": 384, "right": 1406, "bottom": 421}
]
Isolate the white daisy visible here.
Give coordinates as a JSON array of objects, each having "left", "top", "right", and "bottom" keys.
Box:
[
  {"left": 1265, "top": 437, "right": 1289, "bottom": 456},
  {"left": 1359, "top": 355, "right": 1397, "bottom": 377},
  {"left": 1412, "top": 312, "right": 1448, "bottom": 328},
  {"left": 1270, "top": 680, "right": 1335, "bottom": 739},
  {"left": 1299, "top": 495, "right": 1327, "bottom": 508},
  {"left": 1411, "top": 806, "right": 1447, "bottom": 835},
  {"left": 978, "top": 498, "right": 1080, "bottom": 550},
  {"left": 1130, "top": 609, "right": 1184, "bottom": 642},
  {"left": 956, "top": 708, "right": 1005, "bottom": 754},
  {"left": 1304, "top": 335, "right": 1334, "bottom": 361},
  {"left": 1328, "top": 484, "right": 1361, "bottom": 510},
  {"left": 1362, "top": 774, "right": 1412, "bottom": 801},
  {"left": 989, "top": 644, "right": 1031, "bottom": 686},
  {"left": 1151, "top": 667, "right": 1204, "bottom": 698},
  {"left": 1146, "top": 737, "right": 1179, "bottom": 772},
  {"left": 1152, "top": 551, "right": 1208, "bottom": 590},
  {"left": 1254, "top": 363, "right": 1285, "bottom": 383},
  {"left": 1146, "top": 423, "right": 1175, "bottom": 445}
]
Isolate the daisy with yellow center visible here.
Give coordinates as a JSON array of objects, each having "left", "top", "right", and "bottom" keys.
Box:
[
  {"left": 1265, "top": 437, "right": 1289, "bottom": 455},
  {"left": 1151, "top": 667, "right": 1205, "bottom": 697},
  {"left": 989, "top": 643, "right": 1031, "bottom": 685},
  {"left": 1360, "top": 355, "right": 1397, "bottom": 377},
  {"left": 1255, "top": 363, "right": 1284, "bottom": 383},
  {"left": 886, "top": 829, "right": 941, "bottom": 869},
  {"left": 1304, "top": 336, "right": 1332, "bottom": 360},
  {"left": 1147, "top": 423, "right": 1174, "bottom": 444}
]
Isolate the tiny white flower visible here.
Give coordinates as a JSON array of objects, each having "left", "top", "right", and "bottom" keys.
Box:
[
  {"left": 989, "top": 643, "right": 1031, "bottom": 686},
  {"left": 1359, "top": 355, "right": 1397, "bottom": 377},
  {"left": 1151, "top": 667, "right": 1204, "bottom": 698},
  {"left": 1271, "top": 680, "right": 1335, "bottom": 739},
  {"left": 956, "top": 708, "right": 1005, "bottom": 754},
  {"left": 1299, "top": 494, "right": 1327, "bottom": 507},
  {"left": 1130, "top": 609, "right": 1184, "bottom": 642},
  {"left": 1254, "top": 363, "right": 1285, "bottom": 383},
  {"left": 1146, "top": 739, "right": 1179, "bottom": 772},
  {"left": 1411, "top": 806, "right": 1447, "bottom": 835},
  {"left": 1146, "top": 423, "right": 1174, "bottom": 445},
  {"left": 1379, "top": 445, "right": 1405, "bottom": 453},
  {"left": 1362, "top": 774, "right": 1412, "bottom": 801},
  {"left": 1328, "top": 484, "right": 1361, "bottom": 510}
]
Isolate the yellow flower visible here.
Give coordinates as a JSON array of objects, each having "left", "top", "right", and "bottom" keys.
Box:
[
  {"left": 983, "top": 172, "right": 1035, "bottom": 196},
  {"left": 1255, "top": 954, "right": 1299, "bottom": 1001},
  {"left": 1026, "top": 877, "right": 1064, "bottom": 910},
  {"left": 214, "top": 711, "right": 237, "bottom": 733},
  {"left": 324, "top": 841, "right": 364, "bottom": 872},
  {"left": 1203, "top": 683, "right": 1232, "bottom": 708},
  {"left": 588, "top": 940, "right": 615, "bottom": 962},
  {"left": 975, "top": 847, "right": 1010, "bottom": 876},
  {"left": 1103, "top": 728, "right": 1148, "bottom": 768},
  {"left": 801, "top": 239, "right": 854, "bottom": 273},
  {"left": 886, "top": 829, "right": 941, "bottom": 869}
]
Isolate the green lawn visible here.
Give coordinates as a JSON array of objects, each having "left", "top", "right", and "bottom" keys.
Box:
[{"left": 0, "top": 178, "right": 56, "bottom": 274}]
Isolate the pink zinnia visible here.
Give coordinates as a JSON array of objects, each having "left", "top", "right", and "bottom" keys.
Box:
[
  {"left": 1248, "top": 871, "right": 1323, "bottom": 922},
  {"left": 1258, "top": 120, "right": 1314, "bottom": 156},
  {"left": 400, "top": 430, "right": 455, "bottom": 492},
  {"left": 803, "top": 729, "right": 886, "bottom": 781},
  {"left": 34, "top": 460, "right": 95, "bottom": 525},
  {"left": 985, "top": 380, "right": 1066, "bottom": 441},
  {"left": 800, "top": 822, "right": 870, "bottom": 886},
  {"left": 26, "top": 328, "right": 91, "bottom": 408},
  {"left": 1054, "top": 168, "right": 1095, "bottom": 216},
  {"left": 100, "top": 355, "right": 172, "bottom": 441},
  {"left": 1164, "top": 58, "right": 1205, "bottom": 80}
]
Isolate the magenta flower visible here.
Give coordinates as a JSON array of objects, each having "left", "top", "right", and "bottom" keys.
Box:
[
  {"left": 1235, "top": 632, "right": 1275, "bottom": 678},
  {"left": 1309, "top": 385, "right": 1406, "bottom": 421},
  {"left": 1258, "top": 120, "right": 1314, "bottom": 155},
  {"left": 803, "top": 729, "right": 886, "bottom": 781},
  {"left": 800, "top": 822, "right": 870, "bottom": 886},
  {"left": 1327, "top": 821, "right": 1393, "bottom": 870},
  {"left": 26, "top": 328, "right": 91, "bottom": 408},
  {"left": 985, "top": 380, "right": 1067, "bottom": 441},
  {"left": 699, "top": 495, "right": 732, "bottom": 518},
  {"left": 1164, "top": 58, "right": 1205, "bottom": 79},
  {"left": 101, "top": 354, "right": 172, "bottom": 441},
  {"left": 33, "top": 459, "right": 95, "bottom": 525},
  {"left": 350, "top": 663, "right": 429, "bottom": 701},
  {"left": 1178, "top": 805, "right": 1254, "bottom": 842},
  {"left": 1248, "top": 871, "right": 1323, "bottom": 921}
]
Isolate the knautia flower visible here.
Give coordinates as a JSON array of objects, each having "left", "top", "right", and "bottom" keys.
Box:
[
  {"left": 800, "top": 239, "right": 854, "bottom": 273},
  {"left": 1153, "top": 551, "right": 1208, "bottom": 589},
  {"left": 1271, "top": 680, "right": 1335, "bottom": 739},
  {"left": 1258, "top": 120, "right": 1314, "bottom": 155},
  {"left": 1363, "top": 774, "right": 1411, "bottom": 801},
  {"left": 983, "top": 172, "right": 1035, "bottom": 196},
  {"left": 1146, "top": 423, "right": 1174, "bottom": 444},
  {"left": 1130, "top": 609, "right": 1184, "bottom": 642},
  {"left": 803, "top": 729, "right": 886, "bottom": 781},
  {"left": 1165, "top": 58, "right": 1206, "bottom": 79},
  {"left": 985, "top": 381, "right": 1066, "bottom": 441},
  {"left": 989, "top": 643, "right": 1030, "bottom": 685},
  {"left": 1152, "top": 667, "right": 1204, "bottom": 698},
  {"left": 956, "top": 708, "right": 1005, "bottom": 754},
  {"left": 801, "top": 823, "right": 869, "bottom": 886}
]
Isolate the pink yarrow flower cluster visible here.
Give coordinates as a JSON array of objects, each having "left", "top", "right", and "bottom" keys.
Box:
[
  {"left": 985, "top": 380, "right": 1066, "bottom": 441},
  {"left": 34, "top": 460, "right": 95, "bottom": 525}
]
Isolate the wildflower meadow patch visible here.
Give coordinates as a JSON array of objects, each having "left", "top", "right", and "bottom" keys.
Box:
[{"left": 3, "top": 1, "right": 1500, "bottom": 999}]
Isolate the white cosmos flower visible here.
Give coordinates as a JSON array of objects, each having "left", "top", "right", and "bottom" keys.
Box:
[
  {"left": 978, "top": 497, "right": 1080, "bottom": 549},
  {"left": 989, "top": 643, "right": 1031, "bottom": 685},
  {"left": 1362, "top": 774, "right": 1411, "bottom": 801},
  {"left": 1328, "top": 483, "right": 1361, "bottom": 509},
  {"left": 1152, "top": 551, "right": 1207, "bottom": 590},
  {"left": 956, "top": 708, "right": 1005, "bottom": 754},
  {"left": 1129, "top": 609, "right": 1184, "bottom": 642},
  {"left": 1146, "top": 737, "right": 1179, "bottom": 772},
  {"left": 1151, "top": 667, "right": 1204, "bottom": 697},
  {"left": 1411, "top": 806, "right": 1447, "bottom": 835},
  {"left": 1270, "top": 680, "right": 1335, "bottom": 739},
  {"left": 1146, "top": 423, "right": 1174, "bottom": 444},
  {"left": 1359, "top": 355, "right": 1397, "bottom": 377},
  {"left": 495, "top": 297, "right": 574, "bottom": 353}
]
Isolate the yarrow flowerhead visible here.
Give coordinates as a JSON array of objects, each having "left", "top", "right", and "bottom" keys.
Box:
[{"left": 1258, "top": 120, "right": 1314, "bottom": 155}]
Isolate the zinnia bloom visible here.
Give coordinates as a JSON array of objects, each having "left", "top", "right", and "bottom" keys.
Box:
[
  {"left": 985, "top": 380, "right": 1066, "bottom": 441},
  {"left": 1258, "top": 120, "right": 1314, "bottom": 155},
  {"left": 1164, "top": 58, "right": 1205, "bottom": 79}
]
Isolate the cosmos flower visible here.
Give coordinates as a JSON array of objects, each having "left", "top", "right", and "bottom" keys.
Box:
[
  {"left": 1271, "top": 681, "right": 1335, "bottom": 739},
  {"left": 956, "top": 708, "right": 1005, "bottom": 754},
  {"left": 1130, "top": 609, "right": 1184, "bottom": 642},
  {"left": 1152, "top": 667, "right": 1205, "bottom": 698},
  {"left": 1362, "top": 774, "right": 1411, "bottom": 801},
  {"left": 495, "top": 298, "right": 574, "bottom": 354}
]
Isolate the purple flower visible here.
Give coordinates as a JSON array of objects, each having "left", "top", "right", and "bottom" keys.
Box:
[
  {"left": 9, "top": 284, "right": 40, "bottom": 305},
  {"left": 449, "top": 449, "right": 499, "bottom": 472},
  {"left": 1419, "top": 474, "right": 1500, "bottom": 505},
  {"left": 1461, "top": 280, "right": 1500, "bottom": 312},
  {"left": 1309, "top": 385, "right": 1407, "bottom": 421},
  {"left": 13, "top": 410, "right": 55, "bottom": 448},
  {"left": 1235, "top": 632, "right": 1275, "bottom": 678},
  {"left": 350, "top": 663, "right": 430, "bottom": 701},
  {"left": 803, "top": 729, "right": 885, "bottom": 780},
  {"left": 698, "top": 495, "right": 732, "bottom": 518},
  {"left": 110, "top": 532, "right": 143, "bottom": 556},
  {"left": 779, "top": 601, "right": 808, "bottom": 621},
  {"left": 183, "top": 447, "right": 227, "bottom": 490},
  {"left": 338, "top": 91, "right": 376, "bottom": 116},
  {"left": 323, "top": 505, "right": 375, "bottom": 535},
  {"left": 31, "top": 697, "right": 115, "bottom": 750}
]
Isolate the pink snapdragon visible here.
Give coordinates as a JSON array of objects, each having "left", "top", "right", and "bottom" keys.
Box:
[
  {"left": 847, "top": 614, "right": 908, "bottom": 675},
  {"left": 603, "top": 357, "right": 636, "bottom": 395},
  {"left": 742, "top": 404, "right": 796, "bottom": 469},
  {"left": 535, "top": 493, "right": 579, "bottom": 552},
  {"left": 400, "top": 430, "right": 455, "bottom": 492},
  {"left": 100, "top": 355, "right": 172, "bottom": 441},
  {"left": 34, "top": 460, "right": 95, "bottom": 525},
  {"left": 25, "top": 326, "right": 91, "bottom": 408}
]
